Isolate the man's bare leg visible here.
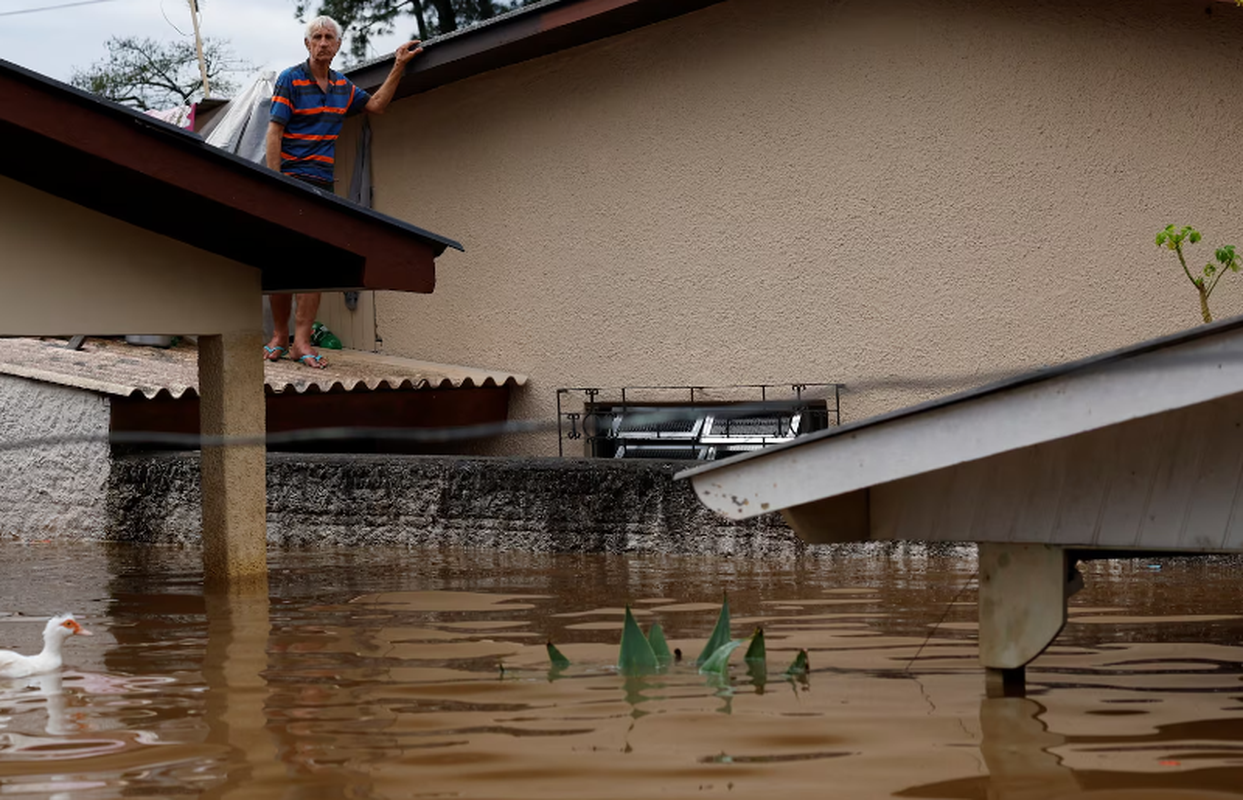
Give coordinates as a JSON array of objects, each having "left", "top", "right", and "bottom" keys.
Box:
[
  {"left": 289, "top": 292, "right": 325, "bottom": 368},
  {"left": 265, "top": 294, "right": 293, "bottom": 360}
]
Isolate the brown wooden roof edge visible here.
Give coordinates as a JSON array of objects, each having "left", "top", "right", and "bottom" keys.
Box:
[
  {"left": 0, "top": 58, "right": 462, "bottom": 292},
  {"left": 345, "top": 0, "right": 728, "bottom": 97},
  {"left": 347, "top": 0, "right": 1243, "bottom": 98}
]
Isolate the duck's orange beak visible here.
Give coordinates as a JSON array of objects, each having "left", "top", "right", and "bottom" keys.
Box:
[{"left": 68, "top": 620, "right": 92, "bottom": 636}]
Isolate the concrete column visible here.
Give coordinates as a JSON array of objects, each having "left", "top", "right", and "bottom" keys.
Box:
[
  {"left": 977, "top": 543, "right": 1081, "bottom": 698},
  {"left": 199, "top": 331, "right": 268, "bottom": 588}
]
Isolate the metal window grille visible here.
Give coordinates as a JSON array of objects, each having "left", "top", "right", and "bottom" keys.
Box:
[{"left": 555, "top": 383, "right": 842, "bottom": 459}]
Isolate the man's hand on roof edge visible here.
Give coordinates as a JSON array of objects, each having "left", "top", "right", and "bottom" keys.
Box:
[
  {"left": 395, "top": 41, "right": 423, "bottom": 68},
  {"left": 366, "top": 42, "right": 422, "bottom": 115}
]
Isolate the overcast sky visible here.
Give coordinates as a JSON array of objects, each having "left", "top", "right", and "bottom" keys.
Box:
[{"left": 1, "top": 0, "right": 410, "bottom": 90}]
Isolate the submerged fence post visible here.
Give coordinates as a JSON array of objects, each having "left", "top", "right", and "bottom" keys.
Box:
[{"left": 198, "top": 331, "right": 268, "bottom": 588}]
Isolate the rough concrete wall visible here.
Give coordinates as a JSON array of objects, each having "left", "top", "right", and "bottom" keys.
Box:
[
  {"left": 0, "top": 376, "right": 110, "bottom": 539},
  {"left": 107, "top": 453, "right": 802, "bottom": 555},
  {"left": 359, "top": 0, "right": 1243, "bottom": 455}
]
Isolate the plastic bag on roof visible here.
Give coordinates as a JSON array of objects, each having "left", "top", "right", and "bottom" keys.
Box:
[{"left": 203, "top": 71, "right": 276, "bottom": 164}]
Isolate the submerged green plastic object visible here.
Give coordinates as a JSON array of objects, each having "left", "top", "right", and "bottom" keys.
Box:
[
  {"left": 699, "top": 639, "right": 744, "bottom": 675},
  {"left": 695, "top": 593, "right": 732, "bottom": 665},
  {"left": 744, "top": 627, "right": 766, "bottom": 663},
  {"left": 647, "top": 622, "right": 673, "bottom": 666},
  {"left": 618, "top": 606, "right": 660, "bottom": 675},
  {"left": 546, "top": 642, "right": 571, "bottom": 670},
  {"left": 785, "top": 648, "right": 810, "bottom": 676},
  {"left": 311, "top": 321, "right": 342, "bottom": 349}
]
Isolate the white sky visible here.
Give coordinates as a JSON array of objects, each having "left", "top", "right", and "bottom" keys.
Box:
[{"left": 0, "top": 0, "right": 411, "bottom": 91}]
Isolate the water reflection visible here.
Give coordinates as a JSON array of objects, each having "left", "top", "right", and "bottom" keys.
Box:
[
  {"left": 1, "top": 544, "right": 1243, "bottom": 797},
  {"left": 200, "top": 590, "right": 285, "bottom": 800},
  {"left": 901, "top": 694, "right": 1243, "bottom": 799}
]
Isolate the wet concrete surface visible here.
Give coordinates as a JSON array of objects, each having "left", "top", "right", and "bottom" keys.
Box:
[{"left": 0, "top": 542, "right": 1241, "bottom": 799}]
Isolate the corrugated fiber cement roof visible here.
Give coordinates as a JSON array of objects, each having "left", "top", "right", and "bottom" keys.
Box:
[{"left": 0, "top": 337, "right": 527, "bottom": 400}]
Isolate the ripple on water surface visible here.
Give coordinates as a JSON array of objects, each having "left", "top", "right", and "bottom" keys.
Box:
[{"left": 1, "top": 543, "right": 1243, "bottom": 798}]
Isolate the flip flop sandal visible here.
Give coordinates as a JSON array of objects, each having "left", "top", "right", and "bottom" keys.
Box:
[
  {"left": 263, "top": 345, "right": 288, "bottom": 361},
  {"left": 295, "top": 353, "right": 328, "bottom": 369}
]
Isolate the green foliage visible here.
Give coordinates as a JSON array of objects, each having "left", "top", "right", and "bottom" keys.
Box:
[
  {"left": 1155, "top": 224, "right": 1201, "bottom": 249},
  {"left": 744, "top": 627, "right": 766, "bottom": 663},
  {"left": 295, "top": 0, "right": 546, "bottom": 62},
  {"left": 69, "top": 36, "right": 249, "bottom": 110},
  {"left": 647, "top": 623, "right": 673, "bottom": 666},
  {"left": 618, "top": 606, "right": 659, "bottom": 675},
  {"left": 785, "top": 649, "right": 810, "bottom": 676},
  {"left": 545, "top": 641, "right": 570, "bottom": 670},
  {"left": 696, "top": 593, "right": 732, "bottom": 666},
  {"left": 699, "top": 639, "right": 745, "bottom": 675},
  {"left": 1156, "top": 224, "right": 1239, "bottom": 324}
]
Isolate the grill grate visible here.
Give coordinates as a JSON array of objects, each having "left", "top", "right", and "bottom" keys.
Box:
[{"left": 555, "top": 383, "right": 842, "bottom": 459}]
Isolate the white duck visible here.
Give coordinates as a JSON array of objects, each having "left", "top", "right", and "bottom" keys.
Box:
[{"left": 0, "top": 614, "right": 92, "bottom": 679}]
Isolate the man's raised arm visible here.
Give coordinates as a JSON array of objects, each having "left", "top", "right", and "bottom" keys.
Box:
[{"left": 364, "top": 42, "right": 422, "bottom": 115}]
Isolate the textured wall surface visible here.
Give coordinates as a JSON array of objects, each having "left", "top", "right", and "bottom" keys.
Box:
[
  {"left": 107, "top": 453, "right": 802, "bottom": 555},
  {"left": 357, "top": 0, "right": 1243, "bottom": 455},
  {"left": 0, "top": 376, "right": 110, "bottom": 539}
]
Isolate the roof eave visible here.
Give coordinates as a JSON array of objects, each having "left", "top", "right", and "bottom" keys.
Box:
[
  {"left": 680, "top": 315, "right": 1243, "bottom": 520},
  {"left": 347, "top": 0, "right": 728, "bottom": 97},
  {"left": 0, "top": 58, "right": 462, "bottom": 294}
]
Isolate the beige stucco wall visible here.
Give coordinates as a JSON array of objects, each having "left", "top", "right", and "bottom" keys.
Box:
[
  {"left": 0, "top": 175, "right": 262, "bottom": 336},
  {"left": 355, "top": 0, "right": 1243, "bottom": 455}
]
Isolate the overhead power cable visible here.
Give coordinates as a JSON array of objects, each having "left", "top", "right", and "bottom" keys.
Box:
[
  {"left": 0, "top": 0, "right": 123, "bottom": 17},
  {"left": 0, "top": 349, "right": 1236, "bottom": 454},
  {"left": 0, "top": 420, "right": 559, "bottom": 453}
]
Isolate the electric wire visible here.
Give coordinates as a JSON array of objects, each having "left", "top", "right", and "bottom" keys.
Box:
[
  {"left": 904, "top": 570, "right": 978, "bottom": 672},
  {"left": 0, "top": 0, "right": 123, "bottom": 17},
  {"left": 0, "top": 349, "right": 1236, "bottom": 453}
]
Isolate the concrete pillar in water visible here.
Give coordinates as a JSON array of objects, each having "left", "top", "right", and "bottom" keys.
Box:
[
  {"left": 199, "top": 331, "right": 268, "bottom": 588},
  {"left": 977, "top": 543, "right": 1082, "bottom": 698}
]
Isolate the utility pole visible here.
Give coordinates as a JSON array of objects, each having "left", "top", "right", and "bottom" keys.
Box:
[{"left": 188, "top": 0, "right": 210, "bottom": 98}]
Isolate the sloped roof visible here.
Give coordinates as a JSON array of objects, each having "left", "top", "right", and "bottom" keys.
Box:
[
  {"left": 0, "top": 58, "right": 462, "bottom": 294},
  {"left": 347, "top": 0, "right": 727, "bottom": 97},
  {"left": 679, "top": 315, "right": 1243, "bottom": 522},
  {"left": 347, "top": 0, "right": 1243, "bottom": 100},
  {"left": 0, "top": 337, "right": 526, "bottom": 401}
]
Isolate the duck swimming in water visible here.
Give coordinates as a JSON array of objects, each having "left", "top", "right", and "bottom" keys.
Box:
[{"left": 0, "top": 614, "right": 92, "bottom": 679}]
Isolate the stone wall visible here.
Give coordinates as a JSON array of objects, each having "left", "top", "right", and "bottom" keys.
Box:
[
  {"left": 107, "top": 453, "right": 804, "bottom": 556},
  {"left": 0, "top": 375, "right": 110, "bottom": 539}
]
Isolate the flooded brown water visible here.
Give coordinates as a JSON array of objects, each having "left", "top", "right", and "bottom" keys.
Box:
[{"left": 1, "top": 542, "right": 1243, "bottom": 799}]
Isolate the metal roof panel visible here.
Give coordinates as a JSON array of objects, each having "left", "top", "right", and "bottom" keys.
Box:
[{"left": 0, "top": 337, "right": 526, "bottom": 400}]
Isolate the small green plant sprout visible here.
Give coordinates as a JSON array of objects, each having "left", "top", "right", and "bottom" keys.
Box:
[
  {"left": 1156, "top": 224, "right": 1240, "bottom": 323},
  {"left": 618, "top": 606, "right": 660, "bottom": 675},
  {"left": 647, "top": 622, "right": 673, "bottom": 666},
  {"left": 546, "top": 641, "right": 571, "bottom": 670},
  {"left": 696, "top": 593, "right": 732, "bottom": 666},
  {"left": 785, "top": 649, "right": 810, "bottom": 676},
  {"left": 744, "top": 627, "right": 766, "bottom": 664},
  {"left": 699, "top": 639, "right": 746, "bottom": 675}
]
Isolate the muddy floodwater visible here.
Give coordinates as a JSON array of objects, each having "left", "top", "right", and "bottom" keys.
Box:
[{"left": 1, "top": 543, "right": 1243, "bottom": 799}]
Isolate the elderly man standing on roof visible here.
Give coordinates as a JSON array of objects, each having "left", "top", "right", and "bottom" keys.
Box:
[{"left": 264, "top": 16, "right": 421, "bottom": 369}]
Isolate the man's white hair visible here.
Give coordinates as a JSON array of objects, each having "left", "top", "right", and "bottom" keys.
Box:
[{"left": 305, "top": 15, "right": 342, "bottom": 41}]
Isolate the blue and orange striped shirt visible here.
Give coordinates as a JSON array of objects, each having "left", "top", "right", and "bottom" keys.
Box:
[{"left": 270, "top": 61, "right": 371, "bottom": 185}]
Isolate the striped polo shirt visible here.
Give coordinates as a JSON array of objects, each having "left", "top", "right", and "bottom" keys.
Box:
[{"left": 270, "top": 61, "right": 370, "bottom": 185}]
